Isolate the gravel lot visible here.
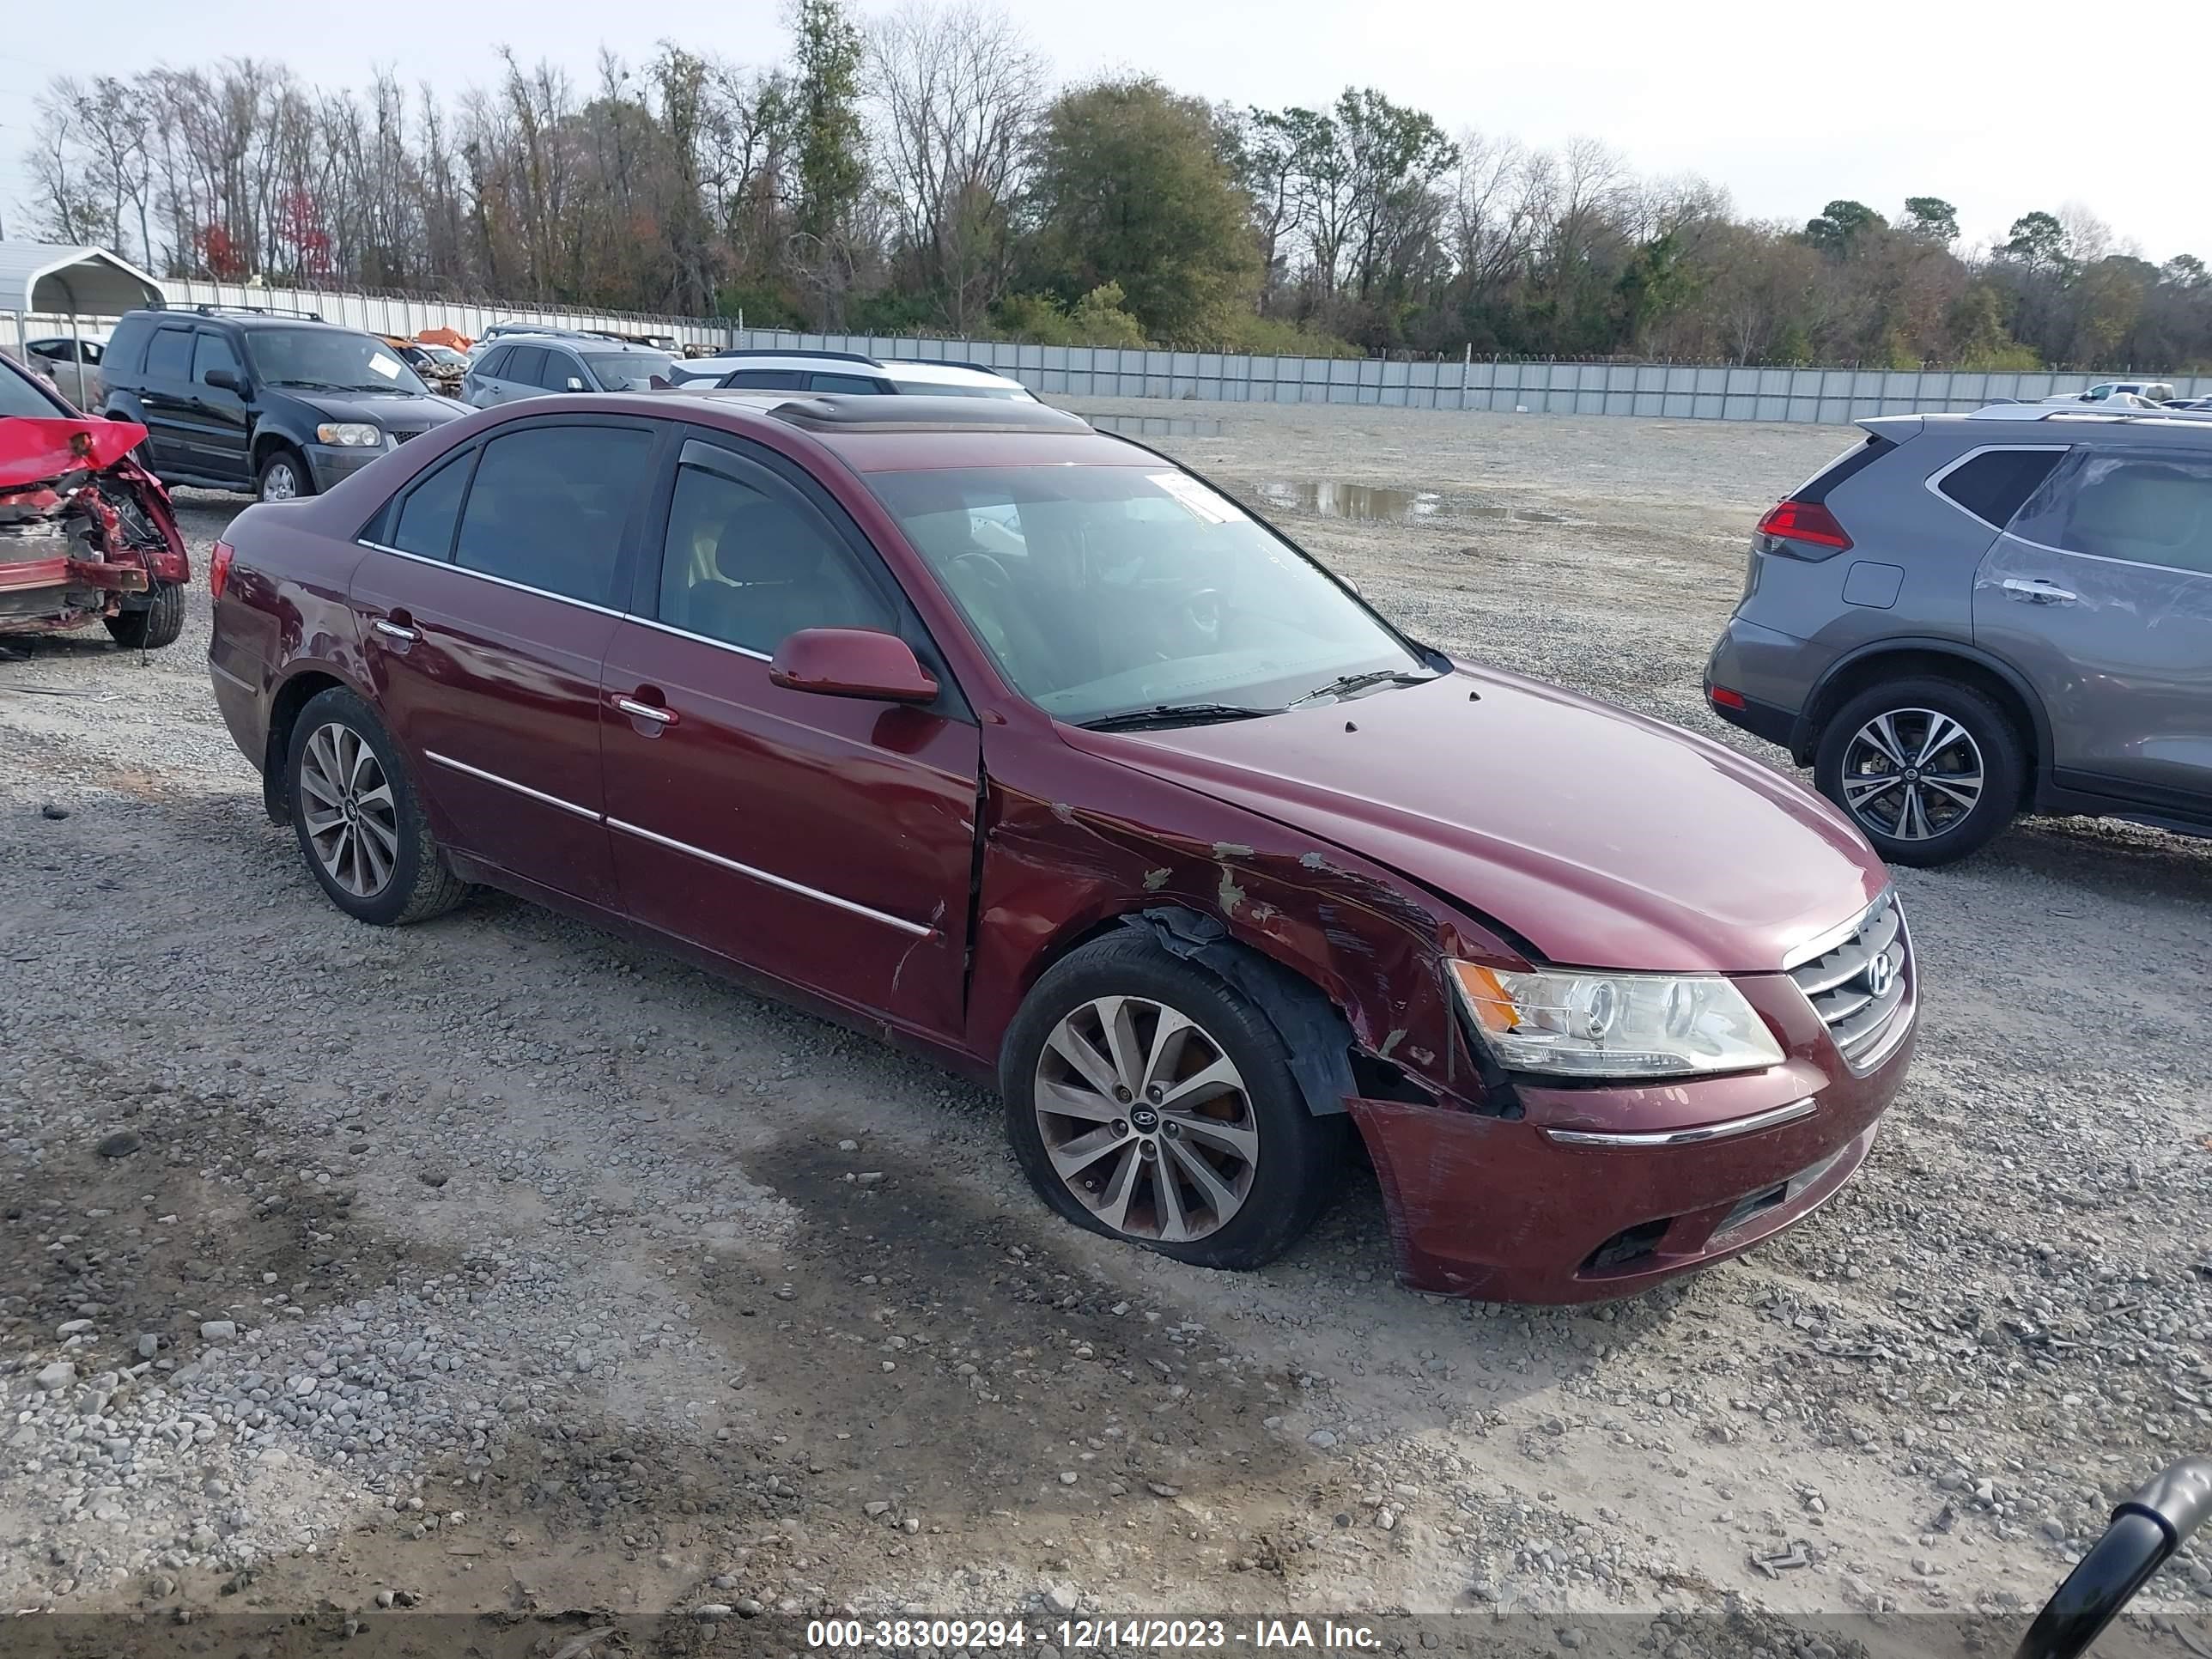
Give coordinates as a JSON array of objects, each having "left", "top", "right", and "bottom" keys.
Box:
[{"left": 3, "top": 398, "right": 2210, "bottom": 1639}]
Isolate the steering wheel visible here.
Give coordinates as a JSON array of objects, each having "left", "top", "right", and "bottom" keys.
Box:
[
  {"left": 1180, "top": 585, "right": 1224, "bottom": 643},
  {"left": 945, "top": 549, "right": 1014, "bottom": 595}
]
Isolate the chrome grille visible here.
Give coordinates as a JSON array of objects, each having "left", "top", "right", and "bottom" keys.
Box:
[{"left": 1788, "top": 890, "right": 1911, "bottom": 1071}]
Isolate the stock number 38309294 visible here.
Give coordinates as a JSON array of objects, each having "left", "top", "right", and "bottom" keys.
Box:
[{"left": 805, "top": 1619, "right": 1238, "bottom": 1650}]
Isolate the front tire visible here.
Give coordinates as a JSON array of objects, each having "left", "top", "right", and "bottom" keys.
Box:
[
  {"left": 285, "top": 686, "right": 467, "bottom": 925},
  {"left": 1000, "top": 931, "right": 1344, "bottom": 1270},
  {"left": 258, "top": 448, "right": 313, "bottom": 502},
  {"left": 105, "top": 579, "right": 184, "bottom": 648},
  {"left": 1814, "top": 677, "right": 2022, "bottom": 866}
]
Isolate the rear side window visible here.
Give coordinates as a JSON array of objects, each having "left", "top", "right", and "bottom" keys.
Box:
[
  {"left": 389, "top": 450, "right": 476, "bottom": 560},
  {"left": 722, "top": 368, "right": 805, "bottom": 390},
  {"left": 808, "top": 372, "right": 886, "bottom": 394},
  {"left": 453, "top": 424, "right": 654, "bottom": 605},
  {"left": 191, "top": 331, "right": 243, "bottom": 385},
  {"left": 1936, "top": 448, "right": 2065, "bottom": 529},
  {"left": 502, "top": 346, "right": 546, "bottom": 386},
  {"left": 2033, "top": 452, "right": 2212, "bottom": 576},
  {"left": 536, "top": 350, "right": 586, "bottom": 392},
  {"left": 143, "top": 327, "right": 194, "bottom": 382}
]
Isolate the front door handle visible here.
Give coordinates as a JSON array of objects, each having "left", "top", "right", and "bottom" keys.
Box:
[
  {"left": 373, "top": 617, "right": 419, "bottom": 643},
  {"left": 613, "top": 691, "right": 678, "bottom": 727},
  {"left": 2002, "top": 577, "right": 2077, "bottom": 605}
]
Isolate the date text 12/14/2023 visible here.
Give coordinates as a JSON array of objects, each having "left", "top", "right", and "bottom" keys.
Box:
[{"left": 804, "top": 1619, "right": 1382, "bottom": 1650}]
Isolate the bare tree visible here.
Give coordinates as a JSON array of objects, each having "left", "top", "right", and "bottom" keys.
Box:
[{"left": 868, "top": 1, "right": 1041, "bottom": 331}]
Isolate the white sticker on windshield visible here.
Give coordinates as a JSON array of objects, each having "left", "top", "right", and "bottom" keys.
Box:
[
  {"left": 368, "top": 353, "right": 402, "bottom": 380},
  {"left": 1146, "top": 471, "right": 1244, "bottom": 525}
]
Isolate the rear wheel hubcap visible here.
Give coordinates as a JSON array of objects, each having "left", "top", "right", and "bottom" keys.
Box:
[
  {"left": 1033, "top": 995, "right": 1258, "bottom": 1244},
  {"left": 1841, "top": 708, "right": 1985, "bottom": 842},
  {"left": 299, "top": 721, "right": 398, "bottom": 898}
]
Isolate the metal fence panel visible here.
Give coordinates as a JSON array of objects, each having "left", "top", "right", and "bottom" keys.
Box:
[{"left": 3, "top": 277, "right": 2154, "bottom": 427}]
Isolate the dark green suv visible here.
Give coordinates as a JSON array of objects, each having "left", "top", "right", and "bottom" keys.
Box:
[{"left": 100, "top": 307, "right": 470, "bottom": 502}]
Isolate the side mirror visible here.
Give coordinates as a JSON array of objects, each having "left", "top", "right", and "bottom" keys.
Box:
[
  {"left": 769, "top": 628, "right": 938, "bottom": 703},
  {"left": 566, "top": 376, "right": 587, "bottom": 392},
  {"left": 2015, "top": 1457, "right": 2212, "bottom": 1659},
  {"left": 204, "top": 368, "right": 245, "bottom": 393}
]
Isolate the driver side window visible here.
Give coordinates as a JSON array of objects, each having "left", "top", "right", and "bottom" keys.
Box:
[
  {"left": 191, "top": 331, "right": 242, "bottom": 385},
  {"left": 654, "top": 443, "right": 894, "bottom": 655}
]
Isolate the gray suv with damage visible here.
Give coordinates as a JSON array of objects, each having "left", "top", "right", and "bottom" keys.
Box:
[{"left": 1705, "top": 404, "right": 2212, "bottom": 865}]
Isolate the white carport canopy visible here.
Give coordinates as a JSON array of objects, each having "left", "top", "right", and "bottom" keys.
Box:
[{"left": 1, "top": 241, "right": 165, "bottom": 363}]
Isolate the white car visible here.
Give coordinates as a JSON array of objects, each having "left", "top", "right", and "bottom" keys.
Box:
[
  {"left": 668, "top": 349, "right": 1036, "bottom": 401},
  {"left": 21, "top": 329, "right": 112, "bottom": 407},
  {"left": 2070, "top": 380, "right": 2179, "bottom": 404}
]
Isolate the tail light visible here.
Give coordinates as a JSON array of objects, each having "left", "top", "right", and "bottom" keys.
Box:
[
  {"left": 210, "top": 539, "right": 236, "bottom": 601},
  {"left": 1755, "top": 499, "right": 1851, "bottom": 550}
]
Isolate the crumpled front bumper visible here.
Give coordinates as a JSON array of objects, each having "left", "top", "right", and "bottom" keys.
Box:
[{"left": 1346, "top": 969, "right": 1915, "bottom": 1304}]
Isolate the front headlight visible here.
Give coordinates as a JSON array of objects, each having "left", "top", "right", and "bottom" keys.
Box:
[
  {"left": 1448, "top": 961, "right": 1784, "bottom": 1079},
  {"left": 316, "top": 422, "right": 384, "bottom": 448}
]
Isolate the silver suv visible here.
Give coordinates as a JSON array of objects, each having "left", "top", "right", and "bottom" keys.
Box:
[
  {"left": 462, "top": 336, "right": 677, "bottom": 406},
  {"left": 1706, "top": 404, "right": 2212, "bottom": 865}
]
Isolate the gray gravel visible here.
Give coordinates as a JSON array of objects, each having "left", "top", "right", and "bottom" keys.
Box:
[{"left": 3, "top": 408, "right": 2209, "bottom": 1628}]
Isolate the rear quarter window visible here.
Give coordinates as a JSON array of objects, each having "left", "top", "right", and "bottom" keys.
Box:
[
  {"left": 1790, "top": 433, "right": 1897, "bottom": 502},
  {"left": 105, "top": 317, "right": 152, "bottom": 376},
  {"left": 1935, "top": 448, "right": 2067, "bottom": 529}
]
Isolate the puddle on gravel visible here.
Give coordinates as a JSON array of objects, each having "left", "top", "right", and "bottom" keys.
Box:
[
  {"left": 1255, "top": 479, "right": 1562, "bottom": 523},
  {"left": 1089, "top": 414, "right": 1226, "bottom": 436}
]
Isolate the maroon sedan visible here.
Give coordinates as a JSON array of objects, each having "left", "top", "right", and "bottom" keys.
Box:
[{"left": 207, "top": 392, "right": 1916, "bottom": 1303}]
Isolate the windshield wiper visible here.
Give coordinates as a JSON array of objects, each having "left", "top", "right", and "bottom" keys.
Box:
[
  {"left": 1287, "top": 668, "right": 1435, "bottom": 708},
  {"left": 1078, "top": 702, "right": 1279, "bottom": 732},
  {"left": 266, "top": 379, "right": 344, "bottom": 390}
]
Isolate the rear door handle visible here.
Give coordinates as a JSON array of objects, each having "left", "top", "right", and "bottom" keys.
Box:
[
  {"left": 613, "top": 692, "right": 678, "bottom": 727},
  {"left": 2001, "top": 577, "right": 2076, "bottom": 605}
]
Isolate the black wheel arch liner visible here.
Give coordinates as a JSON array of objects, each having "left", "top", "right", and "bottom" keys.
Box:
[
  {"left": 251, "top": 416, "right": 315, "bottom": 466},
  {"left": 1121, "top": 906, "right": 1359, "bottom": 1118},
  {"left": 1796, "top": 635, "right": 2053, "bottom": 794}
]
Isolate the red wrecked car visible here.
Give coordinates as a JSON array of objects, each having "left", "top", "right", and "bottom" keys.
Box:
[
  {"left": 206, "top": 392, "right": 1915, "bottom": 1304},
  {"left": 1, "top": 353, "right": 188, "bottom": 647}
]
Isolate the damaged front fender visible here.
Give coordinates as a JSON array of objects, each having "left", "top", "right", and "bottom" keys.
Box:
[{"left": 970, "top": 771, "right": 1523, "bottom": 1120}]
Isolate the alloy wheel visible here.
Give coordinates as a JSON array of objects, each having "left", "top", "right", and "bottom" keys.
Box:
[
  {"left": 1839, "top": 708, "right": 1985, "bottom": 842},
  {"left": 1032, "top": 995, "right": 1259, "bottom": 1244},
  {"left": 261, "top": 461, "right": 301, "bottom": 501},
  {"left": 298, "top": 721, "right": 399, "bottom": 898}
]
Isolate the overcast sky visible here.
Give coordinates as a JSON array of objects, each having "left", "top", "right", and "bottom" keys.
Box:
[{"left": 3, "top": 0, "right": 2206, "bottom": 264}]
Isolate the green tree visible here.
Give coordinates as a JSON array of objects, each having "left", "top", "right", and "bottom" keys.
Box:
[
  {"left": 2002, "top": 211, "right": 2070, "bottom": 274},
  {"left": 1804, "top": 199, "right": 1886, "bottom": 258},
  {"left": 1902, "top": 197, "right": 1959, "bottom": 243},
  {"left": 1025, "top": 76, "right": 1259, "bottom": 344},
  {"left": 2162, "top": 254, "right": 2207, "bottom": 289},
  {"left": 788, "top": 0, "right": 866, "bottom": 240}
]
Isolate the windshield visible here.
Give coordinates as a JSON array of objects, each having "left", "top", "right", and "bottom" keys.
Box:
[
  {"left": 246, "top": 329, "right": 429, "bottom": 395},
  {"left": 585, "top": 350, "right": 675, "bottom": 391},
  {"left": 887, "top": 377, "right": 1028, "bottom": 401},
  {"left": 867, "top": 464, "right": 1425, "bottom": 725}
]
